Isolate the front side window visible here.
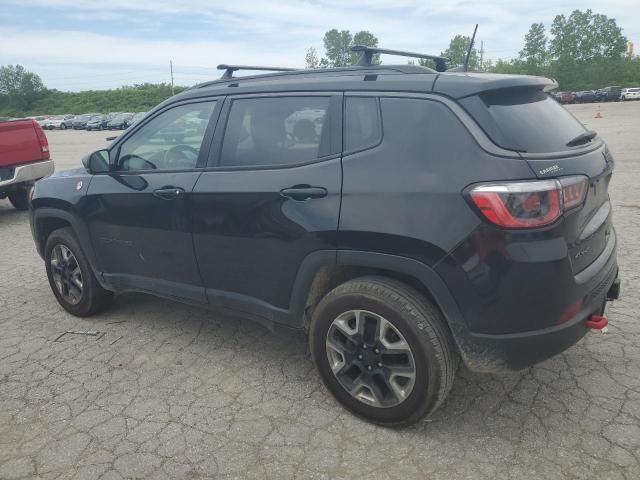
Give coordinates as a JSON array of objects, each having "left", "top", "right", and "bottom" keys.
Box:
[
  {"left": 117, "top": 101, "right": 216, "bottom": 171},
  {"left": 220, "top": 96, "right": 331, "bottom": 167}
]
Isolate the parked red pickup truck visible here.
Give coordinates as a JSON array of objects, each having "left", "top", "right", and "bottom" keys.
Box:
[{"left": 0, "top": 119, "right": 54, "bottom": 210}]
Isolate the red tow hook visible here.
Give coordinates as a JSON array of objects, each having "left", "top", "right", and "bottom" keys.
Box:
[{"left": 586, "top": 315, "right": 609, "bottom": 331}]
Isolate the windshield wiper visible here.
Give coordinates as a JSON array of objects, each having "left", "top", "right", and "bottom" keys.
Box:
[{"left": 566, "top": 130, "right": 597, "bottom": 147}]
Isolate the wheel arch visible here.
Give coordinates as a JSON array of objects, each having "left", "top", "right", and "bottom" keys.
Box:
[
  {"left": 32, "top": 207, "right": 110, "bottom": 290},
  {"left": 289, "top": 250, "right": 465, "bottom": 333}
]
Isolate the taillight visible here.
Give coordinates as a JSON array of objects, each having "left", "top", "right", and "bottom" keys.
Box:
[
  {"left": 469, "top": 176, "right": 588, "bottom": 229},
  {"left": 33, "top": 120, "right": 50, "bottom": 159},
  {"left": 559, "top": 176, "right": 588, "bottom": 210}
]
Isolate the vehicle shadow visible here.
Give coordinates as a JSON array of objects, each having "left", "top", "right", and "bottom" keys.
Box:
[
  {"left": 0, "top": 203, "right": 29, "bottom": 226},
  {"left": 78, "top": 290, "right": 592, "bottom": 437}
]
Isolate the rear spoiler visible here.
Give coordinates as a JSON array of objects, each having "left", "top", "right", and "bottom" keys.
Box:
[{"left": 433, "top": 73, "right": 558, "bottom": 99}]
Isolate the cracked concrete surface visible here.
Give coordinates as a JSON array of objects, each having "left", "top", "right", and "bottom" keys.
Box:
[{"left": 1, "top": 103, "right": 639, "bottom": 479}]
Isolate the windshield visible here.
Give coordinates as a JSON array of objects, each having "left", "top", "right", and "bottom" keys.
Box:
[{"left": 461, "top": 88, "right": 589, "bottom": 153}]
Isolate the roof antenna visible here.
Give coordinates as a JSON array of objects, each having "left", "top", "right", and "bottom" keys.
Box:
[{"left": 463, "top": 24, "right": 479, "bottom": 72}]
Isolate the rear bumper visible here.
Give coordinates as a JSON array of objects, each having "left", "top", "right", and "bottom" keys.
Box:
[
  {"left": 453, "top": 272, "right": 618, "bottom": 372},
  {"left": 446, "top": 229, "right": 619, "bottom": 372},
  {"left": 0, "top": 160, "right": 54, "bottom": 189}
]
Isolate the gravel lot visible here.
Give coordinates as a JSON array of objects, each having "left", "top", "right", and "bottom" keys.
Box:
[{"left": 1, "top": 103, "right": 639, "bottom": 480}]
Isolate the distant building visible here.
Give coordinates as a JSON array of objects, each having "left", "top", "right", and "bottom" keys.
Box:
[{"left": 627, "top": 41, "right": 634, "bottom": 56}]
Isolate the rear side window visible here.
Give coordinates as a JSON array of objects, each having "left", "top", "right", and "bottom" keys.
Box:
[
  {"left": 460, "top": 88, "right": 588, "bottom": 153},
  {"left": 344, "top": 97, "right": 381, "bottom": 152},
  {"left": 220, "top": 96, "right": 331, "bottom": 167}
]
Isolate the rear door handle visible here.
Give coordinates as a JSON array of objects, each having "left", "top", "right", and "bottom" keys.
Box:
[
  {"left": 153, "top": 187, "right": 185, "bottom": 200},
  {"left": 280, "top": 185, "right": 328, "bottom": 201}
]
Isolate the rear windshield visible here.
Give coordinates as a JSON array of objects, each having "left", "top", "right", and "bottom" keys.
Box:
[{"left": 460, "top": 88, "right": 588, "bottom": 153}]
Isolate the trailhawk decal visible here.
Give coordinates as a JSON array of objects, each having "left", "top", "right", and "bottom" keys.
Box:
[{"left": 539, "top": 164, "right": 563, "bottom": 175}]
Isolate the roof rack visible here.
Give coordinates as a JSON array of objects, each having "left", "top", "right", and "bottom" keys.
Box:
[
  {"left": 217, "top": 64, "right": 298, "bottom": 80},
  {"left": 351, "top": 45, "right": 449, "bottom": 72}
]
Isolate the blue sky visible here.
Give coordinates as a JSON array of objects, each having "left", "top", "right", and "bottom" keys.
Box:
[{"left": 0, "top": 0, "right": 638, "bottom": 92}]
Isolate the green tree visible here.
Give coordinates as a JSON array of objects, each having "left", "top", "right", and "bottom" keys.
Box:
[
  {"left": 0, "top": 65, "right": 46, "bottom": 114},
  {"left": 549, "top": 9, "right": 627, "bottom": 89},
  {"left": 306, "top": 29, "right": 379, "bottom": 68},
  {"left": 304, "top": 47, "right": 328, "bottom": 69},
  {"left": 519, "top": 23, "right": 547, "bottom": 75},
  {"left": 441, "top": 34, "right": 478, "bottom": 70},
  {"left": 323, "top": 30, "right": 354, "bottom": 67}
]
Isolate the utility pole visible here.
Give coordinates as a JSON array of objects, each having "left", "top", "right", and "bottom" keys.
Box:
[
  {"left": 480, "top": 40, "right": 484, "bottom": 70},
  {"left": 170, "top": 60, "right": 175, "bottom": 95}
]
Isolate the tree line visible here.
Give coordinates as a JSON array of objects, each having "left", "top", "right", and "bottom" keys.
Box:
[
  {"left": 0, "top": 65, "right": 185, "bottom": 117},
  {"left": 2, "top": 8, "right": 637, "bottom": 117},
  {"left": 307, "top": 9, "right": 638, "bottom": 91}
]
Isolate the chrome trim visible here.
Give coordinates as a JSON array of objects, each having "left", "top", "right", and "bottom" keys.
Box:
[{"left": 0, "top": 160, "right": 54, "bottom": 187}]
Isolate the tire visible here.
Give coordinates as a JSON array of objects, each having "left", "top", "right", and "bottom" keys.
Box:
[
  {"left": 8, "top": 187, "right": 31, "bottom": 211},
  {"left": 309, "top": 276, "right": 458, "bottom": 426},
  {"left": 61, "top": 123, "right": 66, "bottom": 130},
  {"left": 44, "top": 227, "right": 113, "bottom": 317}
]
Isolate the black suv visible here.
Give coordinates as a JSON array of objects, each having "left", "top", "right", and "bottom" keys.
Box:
[{"left": 29, "top": 47, "right": 620, "bottom": 426}]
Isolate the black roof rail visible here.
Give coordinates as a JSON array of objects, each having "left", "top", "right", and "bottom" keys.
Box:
[
  {"left": 351, "top": 45, "right": 449, "bottom": 72},
  {"left": 217, "top": 64, "right": 298, "bottom": 80}
]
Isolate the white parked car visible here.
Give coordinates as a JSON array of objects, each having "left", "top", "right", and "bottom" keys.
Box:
[
  {"left": 43, "top": 115, "right": 75, "bottom": 130},
  {"left": 620, "top": 88, "right": 640, "bottom": 101}
]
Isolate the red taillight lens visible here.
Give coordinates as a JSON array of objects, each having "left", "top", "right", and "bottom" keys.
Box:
[
  {"left": 33, "top": 120, "right": 50, "bottom": 159},
  {"left": 469, "top": 176, "right": 588, "bottom": 229}
]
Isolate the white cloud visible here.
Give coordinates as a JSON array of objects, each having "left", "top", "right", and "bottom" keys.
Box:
[{"left": 1, "top": 0, "right": 638, "bottom": 91}]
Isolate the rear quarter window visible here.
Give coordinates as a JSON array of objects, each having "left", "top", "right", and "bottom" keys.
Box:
[{"left": 460, "top": 88, "right": 589, "bottom": 153}]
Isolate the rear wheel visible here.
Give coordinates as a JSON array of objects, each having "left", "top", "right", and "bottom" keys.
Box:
[
  {"left": 61, "top": 123, "right": 67, "bottom": 130},
  {"left": 309, "top": 276, "right": 458, "bottom": 426},
  {"left": 45, "top": 227, "right": 112, "bottom": 316},
  {"left": 8, "top": 187, "right": 31, "bottom": 211}
]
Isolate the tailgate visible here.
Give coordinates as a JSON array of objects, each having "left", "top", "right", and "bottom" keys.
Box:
[
  {"left": 526, "top": 147, "right": 613, "bottom": 274},
  {"left": 0, "top": 120, "right": 43, "bottom": 168},
  {"left": 458, "top": 85, "right": 615, "bottom": 275}
]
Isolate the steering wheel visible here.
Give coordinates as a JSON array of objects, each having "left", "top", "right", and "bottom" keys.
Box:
[
  {"left": 119, "top": 154, "right": 157, "bottom": 171},
  {"left": 165, "top": 145, "right": 199, "bottom": 169}
]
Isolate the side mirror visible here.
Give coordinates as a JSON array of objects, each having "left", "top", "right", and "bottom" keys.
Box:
[{"left": 82, "top": 149, "right": 110, "bottom": 174}]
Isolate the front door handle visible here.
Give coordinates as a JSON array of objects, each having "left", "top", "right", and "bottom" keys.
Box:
[
  {"left": 280, "top": 185, "right": 328, "bottom": 201},
  {"left": 153, "top": 186, "right": 185, "bottom": 200}
]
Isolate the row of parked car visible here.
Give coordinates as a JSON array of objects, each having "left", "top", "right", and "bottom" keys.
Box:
[
  {"left": 38, "top": 112, "right": 146, "bottom": 131},
  {"left": 554, "top": 87, "right": 640, "bottom": 104}
]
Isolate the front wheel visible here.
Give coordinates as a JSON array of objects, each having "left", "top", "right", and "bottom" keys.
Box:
[
  {"left": 309, "top": 276, "right": 458, "bottom": 426},
  {"left": 45, "top": 227, "right": 113, "bottom": 316}
]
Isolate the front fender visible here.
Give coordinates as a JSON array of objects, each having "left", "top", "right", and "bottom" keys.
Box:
[{"left": 30, "top": 207, "right": 111, "bottom": 291}]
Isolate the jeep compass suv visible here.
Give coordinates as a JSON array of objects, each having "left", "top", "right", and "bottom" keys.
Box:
[{"left": 29, "top": 46, "right": 620, "bottom": 426}]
